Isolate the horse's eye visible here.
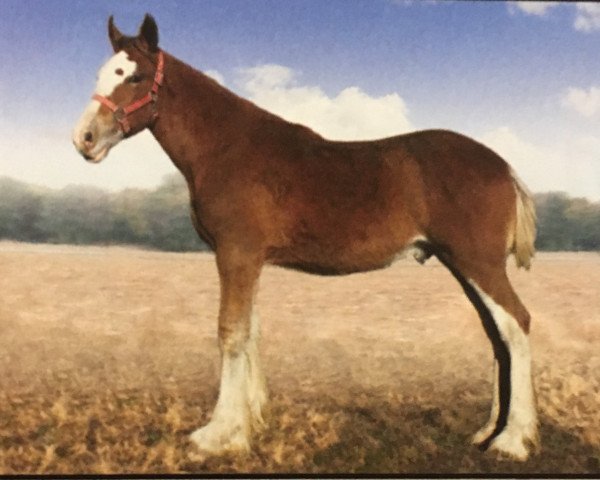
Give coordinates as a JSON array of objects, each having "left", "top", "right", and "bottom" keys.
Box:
[{"left": 126, "top": 74, "right": 143, "bottom": 84}]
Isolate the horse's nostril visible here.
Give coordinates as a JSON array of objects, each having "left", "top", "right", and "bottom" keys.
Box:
[{"left": 84, "top": 131, "right": 93, "bottom": 143}]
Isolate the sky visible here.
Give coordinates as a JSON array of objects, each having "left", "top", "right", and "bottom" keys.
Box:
[{"left": 0, "top": 0, "right": 599, "bottom": 200}]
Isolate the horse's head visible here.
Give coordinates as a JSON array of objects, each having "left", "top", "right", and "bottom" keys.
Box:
[{"left": 72, "top": 14, "right": 163, "bottom": 163}]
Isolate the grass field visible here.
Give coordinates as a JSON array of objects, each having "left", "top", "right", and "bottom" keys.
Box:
[{"left": 0, "top": 242, "right": 599, "bottom": 474}]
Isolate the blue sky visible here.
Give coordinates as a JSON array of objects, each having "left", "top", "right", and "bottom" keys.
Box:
[{"left": 1, "top": 1, "right": 599, "bottom": 199}]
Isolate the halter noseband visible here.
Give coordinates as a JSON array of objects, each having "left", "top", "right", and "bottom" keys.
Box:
[{"left": 93, "top": 51, "right": 164, "bottom": 135}]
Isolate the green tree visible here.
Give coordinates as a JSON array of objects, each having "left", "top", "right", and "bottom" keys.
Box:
[
  {"left": 0, "top": 177, "right": 46, "bottom": 242},
  {"left": 565, "top": 197, "right": 600, "bottom": 250},
  {"left": 2, "top": 174, "right": 598, "bottom": 253},
  {"left": 110, "top": 188, "right": 149, "bottom": 245},
  {"left": 39, "top": 185, "right": 114, "bottom": 244},
  {"left": 139, "top": 174, "right": 204, "bottom": 251},
  {"left": 534, "top": 192, "right": 573, "bottom": 250}
]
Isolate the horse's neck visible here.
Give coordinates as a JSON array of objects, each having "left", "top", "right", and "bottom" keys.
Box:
[{"left": 149, "top": 52, "right": 256, "bottom": 183}]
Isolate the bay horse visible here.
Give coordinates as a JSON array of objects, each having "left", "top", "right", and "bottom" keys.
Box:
[{"left": 72, "top": 14, "right": 539, "bottom": 461}]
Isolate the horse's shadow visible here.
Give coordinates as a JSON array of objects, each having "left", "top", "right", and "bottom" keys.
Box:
[
  {"left": 302, "top": 393, "right": 600, "bottom": 474},
  {"left": 180, "top": 385, "right": 598, "bottom": 474}
]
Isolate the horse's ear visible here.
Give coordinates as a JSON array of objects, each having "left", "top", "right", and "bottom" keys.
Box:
[
  {"left": 138, "top": 14, "right": 159, "bottom": 53},
  {"left": 108, "top": 16, "right": 123, "bottom": 52}
]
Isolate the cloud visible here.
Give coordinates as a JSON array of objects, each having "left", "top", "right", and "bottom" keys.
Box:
[
  {"left": 479, "top": 126, "right": 600, "bottom": 200},
  {"left": 2, "top": 64, "right": 598, "bottom": 201},
  {"left": 235, "top": 65, "right": 600, "bottom": 200},
  {"left": 561, "top": 86, "right": 600, "bottom": 117},
  {"left": 204, "top": 69, "right": 225, "bottom": 86},
  {"left": 479, "top": 126, "right": 549, "bottom": 189},
  {"left": 509, "top": 2, "right": 600, "bottom": 33},
  {"left": 241, "top": 64, "right": 294, "bottom": 92},
  {"left": 508, "top": 1, "right": 559, "bottom": 16},
  {"left": 574, "top": 3, "right": 600, "bottom": 32},
  {"left": 0, "top": 128, "right": 177, "bottom": 192},
  {"left": 237, "top": 64, "right": 413, "bottom": 140}
]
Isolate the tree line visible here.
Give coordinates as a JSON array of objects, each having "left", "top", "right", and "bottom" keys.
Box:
[
  {"left": 0, "top": 175, "right": 203, "bottom": 252},
  {"left": 1, "top": 175, "right": 599, "bottom": 252}
]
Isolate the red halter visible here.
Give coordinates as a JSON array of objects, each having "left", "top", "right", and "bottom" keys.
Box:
[{"left": 93, "top": 51, "right": 164, "bottom": 135}]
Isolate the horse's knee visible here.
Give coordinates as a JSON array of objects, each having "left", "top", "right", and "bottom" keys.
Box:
[{"left": 218, "top": 322, "right": 250, "bottom": 355}]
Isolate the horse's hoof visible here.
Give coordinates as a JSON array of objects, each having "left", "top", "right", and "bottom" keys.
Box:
[
  {"left": 189, "top": 422, "right": 250, "bottom": 456},
  {"left": 487, "top": 428, "right": 534, "bottom": 461}
]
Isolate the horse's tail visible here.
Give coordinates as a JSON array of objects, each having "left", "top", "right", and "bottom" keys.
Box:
[{"left": 509, "top": 169, "right": 536, "bottom": 270}]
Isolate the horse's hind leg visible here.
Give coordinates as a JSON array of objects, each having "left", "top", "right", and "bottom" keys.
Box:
[
  {"left": 190, "top": 246, "right": 267, "bottom": 454},
  {"left": 472, "top": 359, "right": 499, "bottom": 445},
  {"left": 470, "top": 274, "right": 538, "bottom": 460},
  {"left": 440, "top": 256, "right": 538, "bottom": 461}
]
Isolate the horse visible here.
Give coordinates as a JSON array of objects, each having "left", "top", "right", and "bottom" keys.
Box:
[{"left": 72, "top": 14, "right": 539, "bottom": 461}]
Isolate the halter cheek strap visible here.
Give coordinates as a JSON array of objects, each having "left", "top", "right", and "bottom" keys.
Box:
[{"left": 93, "top": 51, "right": 164, "bottom": 135}]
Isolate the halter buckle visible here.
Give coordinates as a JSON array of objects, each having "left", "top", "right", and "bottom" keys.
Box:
[{"left": 113, "top": 107, "right": 126, "bottom": 121}]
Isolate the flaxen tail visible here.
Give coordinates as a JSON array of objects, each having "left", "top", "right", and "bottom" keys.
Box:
[{"left": 510, "top": 169, "right": 536, "bottom": 270}]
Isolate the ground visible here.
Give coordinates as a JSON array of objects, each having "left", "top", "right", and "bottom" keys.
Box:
[{"left": 0, "top": 242, "right": 598, "bottom": 474}]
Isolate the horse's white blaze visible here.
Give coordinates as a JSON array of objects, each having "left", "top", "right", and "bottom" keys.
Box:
[
  {"left": 72, "top": 52, "right": 138, "bottom": 158},
  {"left": 469, "top": 281, "right": 538, "bottom": 459},
  {"left": 77, "top": 52, "right": 137, "bottom": 123},
  {"left": 96, "top": 51, "right": 137, "bottom": 96},
  {"left": 190, "top": 311, "right": 266, "bottom": 453}
]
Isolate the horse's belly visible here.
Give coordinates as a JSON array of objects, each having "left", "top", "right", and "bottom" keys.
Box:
[{"left": 268, "top": 235, "right": 429, "bottom": 276}]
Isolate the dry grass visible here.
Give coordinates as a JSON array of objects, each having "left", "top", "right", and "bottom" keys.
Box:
[{"left": 0, "top": 242, "right": 599, "bottom": 474}]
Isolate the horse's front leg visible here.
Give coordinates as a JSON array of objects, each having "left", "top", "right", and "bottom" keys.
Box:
[{"left": 191, "top": 247, "right": 267, "bottom": 454}]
